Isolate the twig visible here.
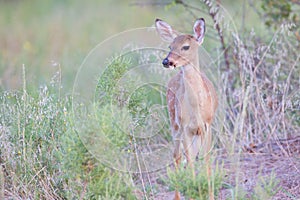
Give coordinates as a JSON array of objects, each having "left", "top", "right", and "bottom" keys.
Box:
[
  {"left": 79, "top": 180, "right": 88, "bottom": 200},
  {"left": 129, "top": 1, "right": 172, "bottom": 7},
  {"left": 174, "top": 0, "right": 210, "bottom": 16},
  {"left": 0, "top": 165, "right": 4, "bottom": 200},
  {"left": 175, "top": 0, "right": 231, "bottom": 70},
  {"left": 206, "top": 1, "right": 230, "bottom": 70}
]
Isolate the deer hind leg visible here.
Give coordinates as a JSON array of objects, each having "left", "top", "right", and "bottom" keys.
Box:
[{"left": 204, "top": 123, "right": 214, "bottom": 200}]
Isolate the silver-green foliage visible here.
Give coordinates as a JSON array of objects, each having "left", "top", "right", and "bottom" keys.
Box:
[{"left": 166, "top": 162, "right": 223, "bottom": 200}]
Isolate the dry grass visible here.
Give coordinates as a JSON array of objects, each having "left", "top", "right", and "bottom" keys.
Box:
[{"left": 128, "top": 1, "right": 300, "bottom": 199}]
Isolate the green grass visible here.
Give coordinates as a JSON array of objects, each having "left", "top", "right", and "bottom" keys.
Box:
[
  {"left": 0, "top": 0, "right": 170, "bottom": 91},
  {"left": 0, "top": 66, "right": 137, "bottom": 199},
  {"left": 166, "top": 161, "right": 223, "bottom": 200}
]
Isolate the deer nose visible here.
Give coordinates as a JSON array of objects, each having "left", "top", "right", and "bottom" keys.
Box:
[{"left": 162, "top": 58, "right": 170, "bottom": 68}]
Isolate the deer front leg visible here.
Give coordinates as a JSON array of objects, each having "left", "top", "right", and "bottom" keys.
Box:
[
  {"left": 173, "top": 138, "right": 181, "bottom": 169},
  {"left": 182, "top": 129, "right": 196, "bottom": 170},
  {"left": 172, "top": 130, "right": 182, "bottom": 200},
  {"left": 174, "top": 131, "right": 196, "bottom": 200},
  {"left": 182, "top": 129, "right": 197, "bottom": 200},
  {"left": 174, "top": 147, "right": 181, "bottom": 200}
]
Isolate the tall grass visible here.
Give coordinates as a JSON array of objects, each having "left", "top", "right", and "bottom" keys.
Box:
[
  {"left": 0, "top": 66, "right": 137, "bottom": 199},
  {"left": 148, "top": 1, "right": 299, "bottom": 199}
]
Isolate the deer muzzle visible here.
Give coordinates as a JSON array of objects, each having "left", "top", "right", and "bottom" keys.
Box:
[{"left": 162, "top": 57, "right": 175, "bottom": 68}]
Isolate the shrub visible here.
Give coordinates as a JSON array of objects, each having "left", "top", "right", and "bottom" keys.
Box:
[{"left": 166, "top": 162, "right": 223, "bottom": 200}]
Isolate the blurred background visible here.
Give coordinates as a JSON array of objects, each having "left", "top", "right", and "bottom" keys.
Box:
[{"left": 0, "top": 0, "right": 274, "bottom": 91}]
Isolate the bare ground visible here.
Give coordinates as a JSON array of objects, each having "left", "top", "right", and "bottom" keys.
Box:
[{"left": 135, "top": 136, "right": 300, "bottom": 200}]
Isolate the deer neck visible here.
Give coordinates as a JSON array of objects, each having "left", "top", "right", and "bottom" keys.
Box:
[
  {"left": 180, "top": 53, "right": 200, "bottom": 78},
  {"left": 180, "top": 54, "right": 204, "bottom": 104}
]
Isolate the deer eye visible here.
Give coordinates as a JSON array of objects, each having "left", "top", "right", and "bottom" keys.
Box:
[{"left": 182, "top": 45, "right": 190, "bottom": 51}]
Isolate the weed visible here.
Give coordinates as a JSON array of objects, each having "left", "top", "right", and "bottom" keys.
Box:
[
  {"left": 253, "top": 171, "right": 280, "bottom": 200},
  {"left": 166, "top": 161, "right": 223, "bottom": 200}
]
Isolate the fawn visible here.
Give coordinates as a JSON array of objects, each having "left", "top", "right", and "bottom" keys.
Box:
[{"left": 155, "top": 18, "right": 218, "bottom": 200}]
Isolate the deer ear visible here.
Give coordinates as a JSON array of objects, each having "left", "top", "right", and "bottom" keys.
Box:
[
  {"left": 193, "top": 18, "right": 205, "bottom": 44},
  {"left": 155, "top": 19, "right": 178, "bottom": 42}
]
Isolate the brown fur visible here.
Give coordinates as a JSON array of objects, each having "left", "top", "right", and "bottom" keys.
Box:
[{"left": 156, "top": 18, "right": 217, "bottom": 200}]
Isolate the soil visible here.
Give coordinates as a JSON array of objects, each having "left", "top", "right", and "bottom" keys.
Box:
[{"left": 135, "top": 136, "right": 300, "bottom": 200}]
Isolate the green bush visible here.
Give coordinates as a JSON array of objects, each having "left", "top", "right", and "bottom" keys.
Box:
[
  {"left": 96, "top": 55, "right": 151, "bottom": 127},
  {"left": 166, "top": 162, "right": 223, "bottom": 200},
  {"left": 60, "top": 128, "right": 136, "bottom": 200},
  {"left": 0, "top": 67, "right": 137, "bottom": 199}
]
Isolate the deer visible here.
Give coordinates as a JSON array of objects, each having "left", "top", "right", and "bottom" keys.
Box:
[{"left": 155, "top": 18, "right": 218, "bottom": 200}]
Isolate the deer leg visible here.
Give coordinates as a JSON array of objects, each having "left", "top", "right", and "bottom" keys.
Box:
[
  {"left": 172, "top": 131, "right": 181, "bottom": 200},
  {"left": 173, "top": 134, "right": 181, "bottom": 168},
  {"left": 204, "top": 124, "right": 214, "bottom": 200},
  {"left": 182, "top": 129, "right": 196, "bottom": 172}
]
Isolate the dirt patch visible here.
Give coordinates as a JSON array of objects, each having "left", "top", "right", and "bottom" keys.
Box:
[{"left": 135, "top": 136, "right": 300, "bottom": 199}]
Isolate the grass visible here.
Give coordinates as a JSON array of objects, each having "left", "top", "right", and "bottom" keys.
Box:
[
  {"left": 1, "top": 0, "right": 300, "bottom": 199},
  {"left": 166, "top": 161, "right": 223, "bottom": 200},
  {"left": 0, "top": 0, "right": 170, "bottom": 90},
  {"left": 253, "top": 171, "right": 280, "bottom": 199},
  {"left": 0, "top": 65, "right": 137, "bottom": 199}
]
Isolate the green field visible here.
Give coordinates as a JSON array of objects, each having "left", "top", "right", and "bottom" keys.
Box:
[{"left": 1, "top": 0, "right": 299, "bottom": 199}]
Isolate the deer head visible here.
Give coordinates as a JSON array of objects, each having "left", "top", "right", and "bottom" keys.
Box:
[{"left": 155, "top": 18, "right": 206, "bottom": 68}]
